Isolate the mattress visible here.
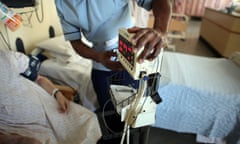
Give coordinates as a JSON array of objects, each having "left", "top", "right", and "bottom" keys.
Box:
[{"left": 153, "top": 51, "right": 240, "bottom": 140}]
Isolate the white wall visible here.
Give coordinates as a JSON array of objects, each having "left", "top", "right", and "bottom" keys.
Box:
[{"left": 0, "top": 0, "right": 63, "bottom": 53}]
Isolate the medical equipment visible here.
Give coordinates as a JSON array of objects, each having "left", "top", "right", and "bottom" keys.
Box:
[
  {"left": 0, "top": 1, "right": 22, "bottom": 31},
  {"left": 118, "top": 28, "right": 163, "bottom": 80},
  {"left": 109, "top": 28, "right": 164, "bottom": 144},
  {"left": 20, "top": 55, "right": 41, "bottom": 81}
]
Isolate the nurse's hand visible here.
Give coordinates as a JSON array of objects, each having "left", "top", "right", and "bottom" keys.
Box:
[
  {"left": 96, "top": 50, "right": 124, "bottom": 71},
  {"left": 128, "top": 27, "right": 167, "bottom": 63}
]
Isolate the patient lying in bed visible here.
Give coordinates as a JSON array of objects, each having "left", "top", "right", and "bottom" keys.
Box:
[{"left": 0, "top": 49, "right": 102, "bottom": 144}]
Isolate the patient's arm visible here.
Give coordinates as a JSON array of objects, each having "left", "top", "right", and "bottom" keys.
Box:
[
  {"left": 0, "top": 133, "right": 41, "bottom": 144},
  {"left": 36, "top": 75, "right": 70, "bottom": 113},
  {"left": 54, "top": 84, "right": 76, "bottom": 101}
]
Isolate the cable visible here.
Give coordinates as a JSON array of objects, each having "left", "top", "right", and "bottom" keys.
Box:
[
  {"left": 154, "top": 47, "right": 165, "bottom": 89},
  {"left": 0, "top": 30, "right": 11, "bottom": 50},
  {"left": 153, "top": 48, "right": 164, "bottom": 90},
  {"left": 118, "top": 48, "right": 165, "bottom": 143},
  {"left": 102, "top": 99, "right": 118, "bottom": 134},
  {"left": 132, "top": 95, "right": 148, "bottom": 123},
  {"left": 35, "top": 0, "right": 44, "bottom": 23},
  {"left": 120, "top": 76, "right": 147, "bottom": 144},
  {"left": 121, "top": 121, "right": 129, "bottom": 144},
  {"left": 159, "top": 48, "right": 165, "bottom": 73},
  {"left": 127, "top": 125, "right": 130, "bottom": 144},
  {"left": 148, "top": 48, "right": 164, "bottom": 92}
]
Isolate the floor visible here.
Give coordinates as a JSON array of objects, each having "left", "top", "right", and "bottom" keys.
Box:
[
  {"left": 169, "top": 17, "right": 220, "bottom": 58},
  {"left": 99, "top": 18, "right": 220, "bottom": 144}
]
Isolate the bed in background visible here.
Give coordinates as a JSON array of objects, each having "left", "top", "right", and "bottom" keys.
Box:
[{"left": 154, "top": 51, "right": 240, "bottom": 143}]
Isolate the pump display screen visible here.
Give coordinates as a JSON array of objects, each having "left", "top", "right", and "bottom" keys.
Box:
[{"left": 118, "top": 34, "right": 135, "bottom": 67}]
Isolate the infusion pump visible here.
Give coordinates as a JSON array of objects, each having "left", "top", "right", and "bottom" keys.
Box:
[
  {"left": 118, "top": 28, "right": 160, "bottom": 80},
  {"left": 111, "top": 28, "right": 163, "bottom": 127},
  {"left": 111, "top": 29, "right": 164, "bottom": 143}
]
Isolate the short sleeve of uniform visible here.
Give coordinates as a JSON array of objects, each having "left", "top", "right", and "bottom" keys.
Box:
[
  {"left": 136, "top": 0, "right": 153, "bottom": 11},
  {"left": 55, "top": 1, "right": 81, "bottom": 41}
]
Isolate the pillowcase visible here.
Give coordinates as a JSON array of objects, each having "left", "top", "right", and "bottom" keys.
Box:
[
  {"left": 230, "top": 51, "right": 240, "bottom": 67},
  {"left": 36, "top": 35, "right": 72, "bottom": 56},
  {"left": 35, "top": 35, "right": 82, "bottom": 63}
]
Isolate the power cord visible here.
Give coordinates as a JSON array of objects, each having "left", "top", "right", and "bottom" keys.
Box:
[
  {"left": 102, "top": 99, "right": 119, "bottom": 134},
  {"left": 0, "top": 25, "right": 12, "bottom": 50},
  {"left": 35, "top": 0, "right": 44, "bottom": 23},
  {"left": 120, "top": 75, "right": 148, "bottom": 144},
  {"left": 0, "top": 30, "right": 11, "bottom": 50}
]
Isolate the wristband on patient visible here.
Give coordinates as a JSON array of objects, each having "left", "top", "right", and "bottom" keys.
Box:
[{"left": 51, "top": 88, "right": 59, "bottom": 99}]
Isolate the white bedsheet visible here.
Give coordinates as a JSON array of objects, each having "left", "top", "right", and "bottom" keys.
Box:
[
  {"left": 35, "top": 36, "right": 99, "bottom": 111},
  {"left": 39, "top": 58, "right": 99, "bottom": 111},
  {"left": 154, "top": 52, "right": 240, "bottom": 141},
  {"left": 0, "top": 49, "right": 102, "bottom": 144}
]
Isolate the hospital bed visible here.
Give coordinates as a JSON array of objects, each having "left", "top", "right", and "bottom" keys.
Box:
[
  {"left": 0, "top": 49, "right": 102, "bottom": 144},
  {"left": 154, "top": 51, "right": 240, "bottom": 143},
  {"left": 34, "top": 36, "right": 240, "bottom": 143},
  {"left": 33, "top": 36, "right": 99, "bottom": 111}
]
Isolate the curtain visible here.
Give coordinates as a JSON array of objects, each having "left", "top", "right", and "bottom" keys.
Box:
[{"left": 173, "top": 0, "right": 232, "bottom": 17}]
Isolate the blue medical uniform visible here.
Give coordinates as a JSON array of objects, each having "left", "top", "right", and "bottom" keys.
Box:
[{"left": 55, "top": 0, "right": 153, "bottom": 111}]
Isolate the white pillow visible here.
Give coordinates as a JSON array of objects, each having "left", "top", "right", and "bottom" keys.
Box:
[
  {"left": 36, "top": 35, "right": 73, "bottom": 56},
  {"left": 35, "top": 36, "right": 82, "bottom": 63},
  {"left": 230, "top": 51, "right": 240, "bottom": 67}
]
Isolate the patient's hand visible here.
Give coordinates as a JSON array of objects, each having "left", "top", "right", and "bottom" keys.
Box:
[{"left": 55, "top": 91, "right": 70, "bottom": 113}]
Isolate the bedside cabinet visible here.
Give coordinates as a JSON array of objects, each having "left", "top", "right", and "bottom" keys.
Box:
[{"left": 200, "top": 8, "right": 240, "bottom": 57}]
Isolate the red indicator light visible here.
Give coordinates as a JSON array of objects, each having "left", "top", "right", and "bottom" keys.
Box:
[
  {"left": 128, "top": 47, "right": 132, "bottom": 52},
  {"left": 119, "top": 47, "right": 123, "bottom": 52},
  {"left": 124, "top": 44, "right": 127, "bottom": 49},
  {"left": 119, "top": 40, "right": 123, "bottom": 46}
]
